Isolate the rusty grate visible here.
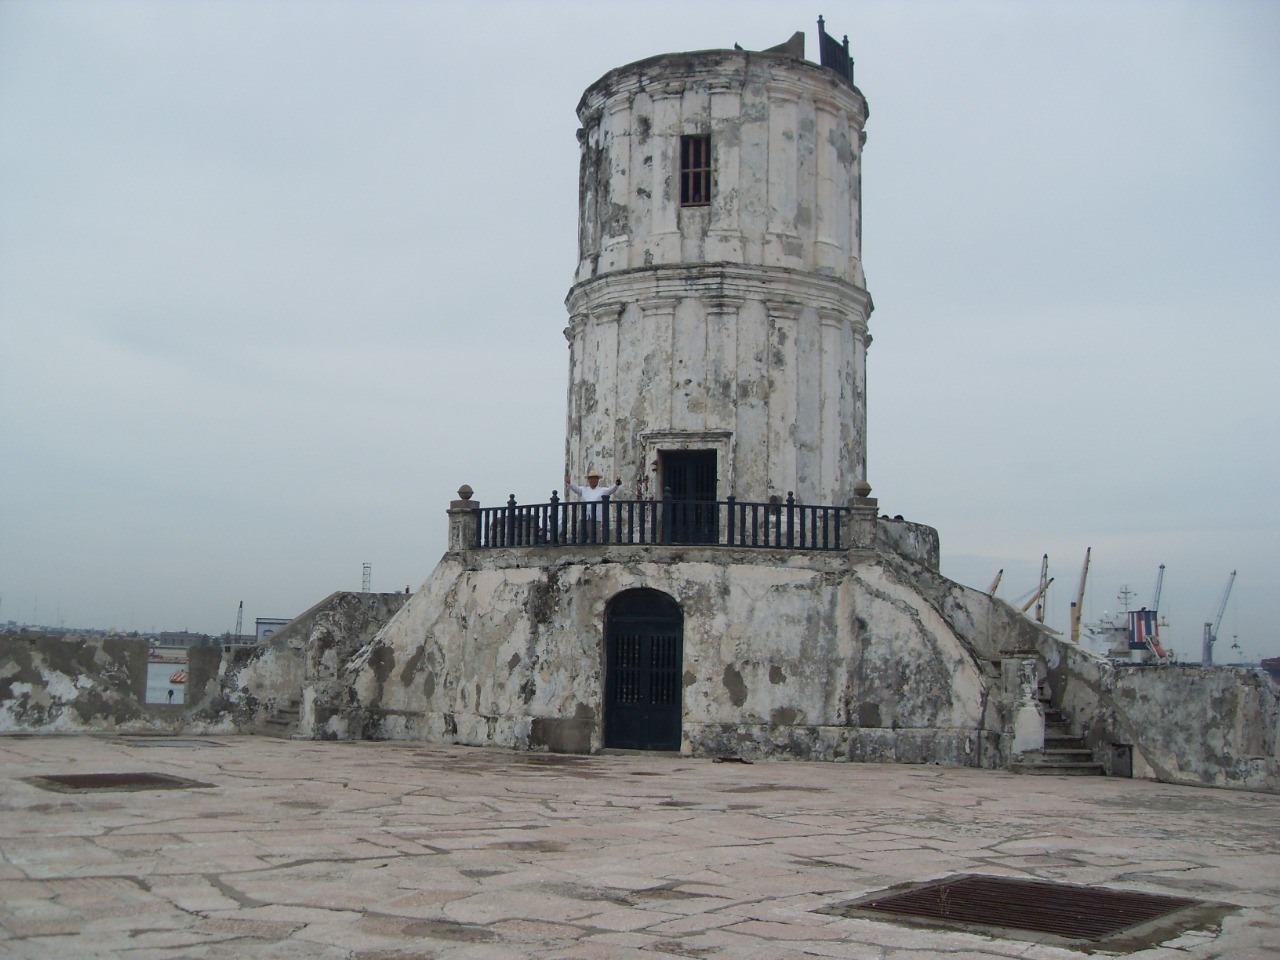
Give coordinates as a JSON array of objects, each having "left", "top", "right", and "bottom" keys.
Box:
[
  {"left": 26, "top": 772, "right": 214, "bottom": 793},
  {"left": 819, "top": 874, "right": 1217, "bottom": 947}
]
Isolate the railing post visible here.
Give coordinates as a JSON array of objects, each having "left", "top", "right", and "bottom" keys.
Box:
[
  {"left": 600, "top": 494, "right": 611, "bottom": 544},
  {"left": 785, "top": 492, "right": 796, "bottom": 548},
  {"left": 844, "top": 481, "right": 878, "bottom": 551},
  {"left": 447, "top": 484, "right": 480, "bottom": 551},
  {"left": 725, "top": 496, "right": 736, "bottom": 546},
  {"left": 505, "top": 494, "right": 517, "bottom": 547},
  {"left": 549, "top": 490, "right": 560, "bottom": 545}
]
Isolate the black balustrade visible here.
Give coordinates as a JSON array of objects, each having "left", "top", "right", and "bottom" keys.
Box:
[{"left": 474, "top": 491, "right": 844, "bottom": 551}]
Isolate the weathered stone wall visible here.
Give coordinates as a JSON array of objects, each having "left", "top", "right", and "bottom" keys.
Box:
[
  {"left": 875, "top": 517, "right": 940, "bottom": 572},
  {"left": 566, "top": 48, "right": 872, "bottom": 507},
  {"left": 338, "top": 547, "right": 1006, "bottom": 767},
  {"left": 206, "top": 591, "right": 408, "bottom": 733},
  {"left": 574, "top": 49, "right": 868, "bottom": 285},
  {"left": 1036, "top": 634, "right": 1280, "bottom": 792},
  {"left": 0, "top": 634, "right": 161, "bottom": 733}
]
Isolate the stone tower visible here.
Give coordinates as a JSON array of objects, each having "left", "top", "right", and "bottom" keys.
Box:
[
  {"left": 564, "top": 39, "right": 871, "bottom": 507},
  {"left": 324, "top": 25, "right": 1052, "bottom": 773}
]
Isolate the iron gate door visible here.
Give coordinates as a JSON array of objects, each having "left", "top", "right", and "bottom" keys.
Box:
[
  {"left": 605, "top": 589, "right": 683, "bottom": 750},
  {"left": 663, "top": 450, "right": 717, "bottom": 544}
]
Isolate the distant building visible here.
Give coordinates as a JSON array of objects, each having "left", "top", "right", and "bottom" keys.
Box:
[
  {"left": 157, "top": 631, "right": 213, "bottom": 649},
  {"left": 256, "top": 618, "right": 291, "bottom": 642}
]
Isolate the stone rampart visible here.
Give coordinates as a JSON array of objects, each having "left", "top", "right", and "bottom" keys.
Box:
[
  {"left": 0, "top": 634, "right": 164, "bottom": 733},
  {"left": 205, "top": 591, "right": 408, "bottom": 733},
  {"left": 337, "top": 548, "right": 1008, "bottom": 767},
  {"left": 1036, "top": 633, "right": 1280, "bottom": 792}
]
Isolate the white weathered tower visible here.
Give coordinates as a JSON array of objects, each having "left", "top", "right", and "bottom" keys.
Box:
[
  {"left": 330, "top": 26, "right": 1053, "bottom": 772},
  {"left": 565, "top": 35, "right": 871, "bottom": 507}
]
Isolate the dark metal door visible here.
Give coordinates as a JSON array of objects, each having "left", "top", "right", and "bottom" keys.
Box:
[
  {"left": 663, "top": 450, "right": 717, "bottom": 544},
  {"left": 605, "top": 589, "right": 683, "bottom": 750}
]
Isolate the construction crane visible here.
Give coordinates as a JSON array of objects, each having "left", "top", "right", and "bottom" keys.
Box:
[
  {"left": 1020, "top": 577, "right": 1055, "bottom": 615},
  {"left": 1201, "top": 571, "right": 1236, "bottom": 665},
  {"left": 1020, "top": 556, "right": 1053, "bottom": 618},
  {"left": 1034, "top": 554, "right": 1049, "bottom": 623},
  {"left": 1150, "top": 564, "right": 1165, "bottom": 613},
  {"left": 233, "top": 600, "right": 243, "bottom": 640},
  {"left": 1069, "top": 547, "right": 1091, "bottom": 644}
]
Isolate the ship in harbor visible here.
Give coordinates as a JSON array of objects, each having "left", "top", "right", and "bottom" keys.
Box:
[
  {"left": 1081, "top": 585, "right": 1170, "bottom": 663},
  {"left": 1077, "top": 565, "right": 1250, "bottom": 667}
]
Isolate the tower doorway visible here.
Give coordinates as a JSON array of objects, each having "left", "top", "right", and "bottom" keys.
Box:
[
  {"left": 662, "top": 450, "right": 717, "bottom": 544},
  {"left": 604, "top": 589, "right": 683, "bottom": 750}
]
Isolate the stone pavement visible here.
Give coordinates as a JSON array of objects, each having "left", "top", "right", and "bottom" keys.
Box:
[{"left": 1, "top": 736, "right": 1277, "bottom": 959}]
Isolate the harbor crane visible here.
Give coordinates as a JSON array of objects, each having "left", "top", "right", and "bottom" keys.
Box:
[
  {"left": 987, "top": 569, "right": 1003, "bottom": 597},
  {"left": 1020, "top": 578, "right": 1055, "bottom": 615},
  {"left": 1150, "top": 564, "right": 1165, "bottom": 613},
  {"left": 1020, "top": 555, "right": 1053, "bottom": 620},
  {"left": 1201, "top": 571, "right": 1236, "bottom": 665},
  {"left": 1069, "top": 547, "right": 1091, "bottom": 644}
]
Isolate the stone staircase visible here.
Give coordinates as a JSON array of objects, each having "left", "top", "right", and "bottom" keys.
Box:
[
  {"left": 1011, "top": 698, "right": 1105, "bottom": 776},
  {"left": 261, "top": 698, "right": 301, "bottom": 738}
]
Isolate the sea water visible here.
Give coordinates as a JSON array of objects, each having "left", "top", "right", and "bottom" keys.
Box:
[{"left": 145, "top": 661, "right": 185, "bottom": 705}]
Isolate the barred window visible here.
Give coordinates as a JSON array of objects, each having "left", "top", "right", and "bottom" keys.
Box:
[{"left": 680, "top": 135, "right": 711, "bottom": 206}]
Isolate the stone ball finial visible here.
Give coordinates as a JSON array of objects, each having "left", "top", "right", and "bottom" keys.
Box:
[
  {"left": 854, "top": 480, "right": 872, "bottom": 498},
  {"left": 457, "top": 484, "right": 474, "bottom": 501}
]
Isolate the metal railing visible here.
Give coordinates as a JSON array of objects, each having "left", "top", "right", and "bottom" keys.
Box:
[{"left": 475, "top": 492, "right": 845, "bottom": 551}]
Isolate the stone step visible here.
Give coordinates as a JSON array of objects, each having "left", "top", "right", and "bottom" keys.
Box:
[
  {"left": 258, "top": 700, "right": 301, "bottom": 738},
  {"left": 1045, "top": 748, "right": 1096, "bottom": 762},
  {"left": 1044, "top": 742, "right": 1085, "bottom": 757},
  {"left": 1020, "top": 695, "right": 1104, "bottom": 775},
  {"left": 1011, "top": 759, "right": 1107, "bottom": 776}
]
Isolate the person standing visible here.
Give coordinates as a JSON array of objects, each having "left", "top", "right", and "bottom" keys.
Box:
[{"left": 564, "top": 468, "right": 622, "bottom": 540}]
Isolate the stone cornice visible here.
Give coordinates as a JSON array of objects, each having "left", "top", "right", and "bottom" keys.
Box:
[
  {"left": 566, "top": 263, "right": 872, "bottom": 323},
  {"left": 577, "top": 51, "right": 867, "bottom": 128}
]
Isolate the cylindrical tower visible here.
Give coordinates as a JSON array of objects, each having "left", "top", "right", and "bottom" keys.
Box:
[{"left": 565, "top": 40, "right": 871, "bottom": 507}]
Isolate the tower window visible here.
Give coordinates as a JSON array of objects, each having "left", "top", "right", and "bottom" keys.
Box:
[{"left": 680, "top": 135, "right": 711, "bottom": 206}]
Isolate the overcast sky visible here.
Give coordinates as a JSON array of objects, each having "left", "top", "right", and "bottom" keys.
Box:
[{"left": 1, "top": 0, "right": 1276, "bottom": 664}]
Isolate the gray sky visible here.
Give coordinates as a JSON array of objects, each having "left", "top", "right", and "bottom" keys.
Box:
[{"left": 2, "top": 0, "right": 1276, "bottom": 663}]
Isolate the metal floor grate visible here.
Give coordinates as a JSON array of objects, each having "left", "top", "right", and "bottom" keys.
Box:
[
  {"left": 819, "top": 874, "right": 1220, "bottom": 947},
  {"left": 26, "top": 772, "right": 215, "bottom": 793}
]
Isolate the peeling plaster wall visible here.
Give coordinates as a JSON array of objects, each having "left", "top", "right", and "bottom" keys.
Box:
[
  {"left": 0, "top": 594, "right": 408, "bottom": 738},
  {"left": 0, "top": 635, "right": 164, "bottom": 734},
  {"left": 573, "top": 50, "right": 867, "bottom": 285},
  {"left": 207, "top": 591, "right": 408, "bottom": 733},
  {"left": 875, "top": 518, "right": 939, "bottom": 571},
  {"left": 339, "top": 548, "right": 1005, "bottom": 767},
  {"left": 565, "top": 50, "right": 871, "bottom": 506},
  {"left": 1036, "top": 634, "right": 1280, "bottom": 792}
]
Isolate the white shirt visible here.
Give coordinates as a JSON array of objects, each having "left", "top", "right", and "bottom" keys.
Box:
[{"left": 568, "top": 481, "right": 621, "bottom": 520}]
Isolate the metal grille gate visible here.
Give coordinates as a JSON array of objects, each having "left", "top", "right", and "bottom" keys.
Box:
[{"left": 605, "top": 589, "right": 683, "bottom": 750}]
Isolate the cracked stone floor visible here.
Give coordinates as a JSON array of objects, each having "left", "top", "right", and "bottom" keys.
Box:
[{"left": 0, "top": 735, "right": 1277, "bottom": 959}]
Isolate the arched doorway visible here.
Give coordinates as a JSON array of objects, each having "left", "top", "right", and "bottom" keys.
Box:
[{"left": 604, "top": 589, "right": 683, "bottom": 750}]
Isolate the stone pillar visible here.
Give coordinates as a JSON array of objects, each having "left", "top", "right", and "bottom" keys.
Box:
[
  {"left": 764, "top": 299, "right": 803, "bottom": 499},
  {"left": 447, "top": 485, "right": 479, "bottom": 552},
  {"left": 845, "top": 481, "right": 877, "bottom": 550},
  {"left": 1004, "top": 657, "right": 1045, "bottom": 756},
  {"left": 705, "top": 295, "right": 743, "bottom": 427}
]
